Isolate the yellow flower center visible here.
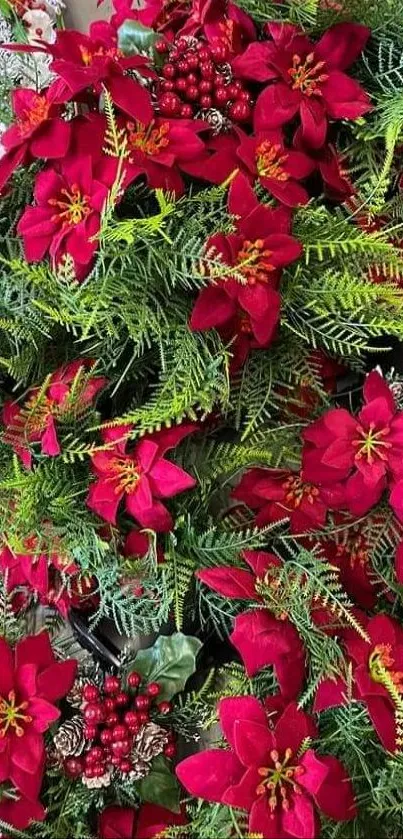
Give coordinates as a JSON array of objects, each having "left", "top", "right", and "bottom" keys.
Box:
[
  {"left": 236, "top": 239, "right": 275, "bottom": 285},
  {"left": 282, "top": 475, "right": 320, "bottom": 509},
  {"left": 352, "top": 422, "right": 392, "bottom": 465},
  {"left": 288, "top": 53, "right": 329, "bottom": 96},
  {"left": 111, "top": 457, "right": 142, "bottom": 495},
  {"left": 0, "top": 691, "right": 32, "bottom": 738},
  {"left": 256, "top": 140, "right": 289, "bottom": 182},
  {"left": 369, "top": 644, "right": 403, "bottom": 695},
  {"left": 49, "top": 185, "right": 91, "bottom": 227},
  {"left": 18, "top": 95, "right": 50, "bottom": 138},
  {"left": 126, "top": 120, "right": 170, "bottom": 157},
  {"left": 79, "top": 45, "right": 123, "bottom": 66},
  {"left": 256, "top": 748, "right": 304, "bottom": 815}
]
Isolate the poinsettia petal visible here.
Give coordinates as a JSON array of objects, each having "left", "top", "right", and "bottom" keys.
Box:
[
  {"left": 190, "top": 286, "right": 235, "bottom": 331},
  {"left": 108, "top": 75, "right": 153, "bottom": 123},
  {"left": 282, "top": 792, "right": 318, "bottom": 839},
  {"left": 255, "top": 83, "right": 300, "bottom": 131},
  {"left": 234, "top": 719, "right": 274, "bottom": 767},
  {"left": 219, "top": 696, "right": 268, "bottom": 750},
  {"left": 87, "top": 478, "right": 123, "bottom": 524},
  {"left": 11, "top": 731, "right": 44, "bottom": 773},
  {"left": 313, "top": 754, "right": 356, "bottom": 820},
  {"left": 249, "top": 797, "right": 287, "bottom": 838},
  {"left": 230, "top": 609, "right": 291, "bottom": 677},
  {"left": 315, "top": 23, "right": 370, "bottom": 70},
  {"left": 197, "top": 567, "right": 257, "bottom": 600},
  {"left": 222, "top": 765, "right": 261, "bottom": 810},
  {"left": 148, "top": 459, "right": 196, "bottom": 497},
  {"left": 0, "top": 637, "right": 14, "bottom": 697},
  {"left": 36, "top": 659, "right": 77, "bottom": 702},
  {"left": 322, "top": 71, "right": 372, "bottom": 119},
  {"left": 274, "top": 703, "right": 318, "bottom": 754},
  {"left": 176, "top": 750, "right": 243, "bottom": 802},
  {"left": 15, "top": 631, "right": 54, "bottom": 671}
]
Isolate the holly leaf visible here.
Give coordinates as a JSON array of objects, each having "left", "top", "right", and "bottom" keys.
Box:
[
  {"left": 118, "top": 20, "right": 160, "bottom": 56},
  {"left": 139, "top": 755, "right": 181, "bottom": 813},
  {"left": 132, "top": 633, "right": 203, "bottom": 701}
]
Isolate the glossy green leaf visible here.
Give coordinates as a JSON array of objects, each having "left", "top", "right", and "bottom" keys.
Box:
[
  {"left": 118, "top": 19, "right": 160, "bottom": 55},
  {"left": 132, "top": 633, "right": 203, "bottom": 701},
  {"left": 139, "top": 755, "right": 181, "bottom": 813}
]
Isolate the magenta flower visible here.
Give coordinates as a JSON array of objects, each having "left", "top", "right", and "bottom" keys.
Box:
[
  {"left": 234, "top": 22, "right": 371, "bottom": 148},
  {"left": 177, "top": 695, "right": 356, "bottom": 838},
  {"left": 237, "top": 127, "right": 314, "bottom": 206},
  {"left": 87, "top": 423, "right": 197, "bottom": 530},
  {"left": 197, "top": 550, "right": 305, "bottom": 696}
]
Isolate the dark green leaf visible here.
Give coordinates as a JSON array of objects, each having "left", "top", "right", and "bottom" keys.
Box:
[
  {"left": 132, "top": 632, "right": 203, "bottom": 701},
  {"left": 139, "top": 755, "right": 181, "bottom": 813},
  {"left": 118, "top": 20, "right": 160, "bottom": 55}
]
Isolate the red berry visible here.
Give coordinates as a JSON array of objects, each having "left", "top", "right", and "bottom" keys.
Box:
[
  {"left": 138, "top": 710, "right": 150, "bottom": 725},
  {"left": 177, "top": 59, "right": 189, "bottom": 73},
  {"left": 186, "top": 85, "right": 199, "bottom": 101},
  {"left": 135, "top": 694, "right": 151, "bottom": 710},
  {"left": 111, "top": 739, "right": 130, "bottom": 757},
  {"left": 200, "top": 61, "right": 214, "bottom": 79},
  {"left": 162, "top": 63, "right": 176, "bottom": 79},
  {"left": 112, "top": 724, "right": 128, "bottom": 742},
  {"left": 176, "top": 37, "right": 188, "bottom": 53},
  {"left": 200, "top": 94, "right": 212, "bottom": 109},
  {"left": 187, "top": 53, "right": 199, "bottom": 69},
  {"left": 186, "top": 72, "right": 198, "bottom": 85},
  {"left": 199, "top": 79, "right": 212, "bottom": 93},
  {"left": 64, "top": 757, "right": 83, "bottom": 778},
  {"left": 159, "top": 92, "right": 182, "bottom": 117},
  {"left": 104, "top": 698, "right": 116, "bottom": 713},
  {"left": 100, "top": 729, "right": 113, "bottom": 745},
  {"left": 84, "top": 703, "right": 101, "bottom": 723},
  {"left": 119, "top": 759, "right": 132, "bottom": 774},
  {"left": 84, "top": 766, "right": 96, "bottom": 779},
  {"left": 115, "top": 691, "right": 129, "bottom": 707},
  {"left": 175, "top": 77, "right": 187, "bottom": 92},
  {"left": 88, "top": 746, "right": 104, "bottom": 763},
  {"left": 157, "top": 701, "right": 172, "bottom": 715},
  {"left": 180, "top": 104, "right": 193, "bottom": 118},
  {"left": 105, "top": 712, "right": 119, "bottom": 728},
  {"left": 155, "top": 39, "right": 169, "bottom": 54},
  {"left": 214, "top": 86, "right": 229, "bottom": 105},
  {"left": 127, "top": 671, "right": 142, "bottom": 689},
  {"left": 146, "top": 682, "right": 161, "bottom": 697},
  {"left": 82, "top": 684, "right": 99, "bottom": 702},
  {"left": 94, "top": 764, "right": 106, "bottom": 778},
  {"left": 104, "top": 675, "right": 120, "bottom": 696},
  {"left": 228, "top": 101, "right": 251, "bottom": 122},
  {"left": 124, "top": 711, "right": 139, "bottom": 728},
  {"left": 164, "top": 743, "right": 177, "bottom": 758},
  {"left": 198, "top": 47, "right": 211, "bottom": 61},
  {"left": 161, "top": 79, "right": 175, "bottom": 92},
  {"left": 84, "top": 725, "right": 97, "bottom": 740},
  {"left": 210, "top": 42, "right": 228, "bottom": 62},
  {"left": 237, "top": 89, "right": 252, "bottom": 103}
]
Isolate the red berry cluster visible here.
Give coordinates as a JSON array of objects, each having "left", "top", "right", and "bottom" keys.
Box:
[
  {"left": 63, "top": 673, "right": 174, "bottom": 781},
  {"left": 156, "top": 36, "right": 252, "bottom": 123}
]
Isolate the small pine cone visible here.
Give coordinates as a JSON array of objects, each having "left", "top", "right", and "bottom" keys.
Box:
[
  {"left": 53, "top": 716, "right": 85, "bottom": 758},
  {"left": 132, "top": 722, "right": 169, "bottom": 764},
  {"left": 127, "top": 756, "right": 152, "bottom": 781}
]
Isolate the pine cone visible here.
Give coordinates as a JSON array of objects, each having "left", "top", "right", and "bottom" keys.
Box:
[
  {"left": 53, "top": 715, "right": 85, "bottom": 758},
  {"left": 132, "top": 722, "right": 169, "bottom": 764}
]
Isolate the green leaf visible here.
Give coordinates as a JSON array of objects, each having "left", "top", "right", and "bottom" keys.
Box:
[
  {"left": 133, "top": 632, "right": 203, "bottom": 701},
  {"left": 139, "top": 755, "right": 181, "bottom": 813},
  {"left": 118, "top": 20, "right": 160, "bottom": 55},
  {"left": 0, "top": 0, "right": 12, "bottom": 16}
]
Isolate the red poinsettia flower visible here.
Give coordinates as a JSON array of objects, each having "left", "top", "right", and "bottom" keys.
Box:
[
  {"left": 24, "top": 21, "right": 153, "bottom": 123},
  {"left": 237, "top": 127, "right": 314, "bottom": 206},
  {"left": 234, "top": 22, "right": 371, "bottom": 149},
  {"left": 87, "top": 423, "right": 196, "bottom": 530},
  {"left": 0, "top": 785, "right": 45, "bottom": 830},
  {"left": 99, "top": 802, "right": 187, "bottom": 838},
  {"left": 320, "top": 528, "right": 381, "bottom": 609},
  {"left": 0, "top": 632, "right": 76, "bottom": 799},
  {"left": 315, "top": 614, "right": 403, "bottom": 752},
  {"left": 179, "top": 0, "right": 256, "bottom": 53},
  {"left": 181, "top": 131, "right": 242, "bottom": 185},
  {"left": 190, "top": 174, "right": 301, "bottom": 345},
  {"left": 124, "top": 530, "right": 165, "bottom": 564},
  {"left": 17, "top": 156, "right": 112, "bottom": 278},
  {"left": 232, "top": 467, "right": 344, "bottom": 533},
  {"left": 0, "top": 538, "right": 79, "bottom": 618},
  {"left": 119, "top": 116, "right": 207, "bottom": 196},
  {"left": 0, "top": 80, "right": 71, "bottom": 193},
  {"left": 177, "top": 695, "right": 356, "bottom": 838},
  {"left": 293, "top": 127, "right": 353, "bottom": 201},
  {"left": 2, "top": 360, "right": 107, "bottom": 468},
  {"left": 302, "top": 370, "right": 403, "bottom": 516},
  {"left": 197, "top": 550, "right": 305, "bottom": 696}
]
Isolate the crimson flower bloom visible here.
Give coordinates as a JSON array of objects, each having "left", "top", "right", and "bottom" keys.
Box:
[
  {"left": 237, "top": 127, "right": 314, "bottom": 206},
  {"left": 99, "top": 803, "right": 187, "bottom": 838},
  {"left": 179, "top": 0, "right": 256, "bottom": 53},
  {"left": 235, "top": 22, "right": 371, "bottom": 149},
  {"left": 232, "top": 467, "right": 344, "bottom": 533},
  {"left": 120, "top": 116, "right": 207, "bottom": 196},
  {"left": 293, "top": 127, "right": 353, "bottom": 201},
  {"left": 315, "top": 615, "right": 403, "bottom": 752},
  {"left": 17, "top": 156, "right": 111, "bottom": 278},
  {"left": 2, "top": 360, "right": 107, "bottom": 468},
  {"left": 0, "top": 632, "right": 76, "bottom": 799},
  {"left": 0, "top": 786, "right": 45, "bottom": 831},
  {"left": 197, "top": 550, "right": 305, "bottom": 696},
  {"left": 190, "top": 174, "right": 301, "bottom": 345},
  {"left": 320, "top": 529, "right": 381, "bottom": 610},
  {"left": 177, "top": 695, "right": 356, "bottom": 838},
  {"left": 181, "top": 131, "right": 242, "bottom": 185},
  {"left": 0, "top": 80, "right": 71, "bottom": 193},
  {"left": 0, "top": 539, "right": 79, "bottom": 618},
  {"left": 302, "top": 370, "right": 403, "bottom": 517},
  {"left": 87, "top": 423, "right": 196, "bottom": 530},
  {"left": 29, "top": 21, "right": 153, "bottom": 123}
]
